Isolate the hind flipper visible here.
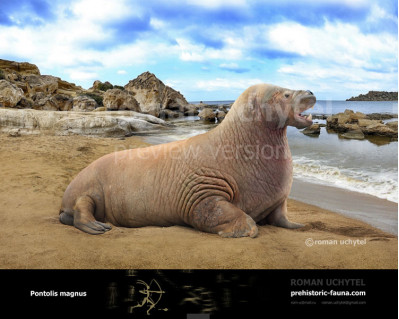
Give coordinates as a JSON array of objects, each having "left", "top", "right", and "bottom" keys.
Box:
[{"left": 62, "top": 195, "right": 111, "bottom": 235}]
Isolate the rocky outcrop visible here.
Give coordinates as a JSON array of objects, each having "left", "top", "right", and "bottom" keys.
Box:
[
  {"left": 90, "top": 80, "right": 114, "bottom": 92},
  {"left": 0, "top": 59, "right": 40, "bottom": 76},
  {"left": 124, "top": 71, "right": 189, "bottom": 117},
  {"left": 327, "top": 109, "right": 397, "bottom": 140},
  {"left": 341, "top": 128, "right": 365, "bottom": 140},
  {"left": 103, "top": 89, "right": 140, "bottom": 111},
  {"left": 33, "top": 93, "right": 73, "bottom": 111},
  {"left": 216, "top": 111, "right": 226, "bottom": 122},
  {"left": 0, "top": 108, "right": 170, "bottom": 137},
  {"left": 198, "top": 108, "right": 216, "bottom": 122},
  {"left": 183, "top": 104, "right": 199, "bottom": 116},
  {"left": 72, "top": 95, "right": 98, "bottom": 112},
  {"left": 0, "top": 80, "right": 24, "bottom": 107},
  {"left": 0, "top": 59, "right": 194, "bottom": 118},
  {"left": 0, "top": 59, "right": 84, "bottom": 111},
  {"left": 301, "top": 124, "right": 320, "bottom": 136},
  {"left": 347, "top": 91, "right": 398, "bottom": 101}
]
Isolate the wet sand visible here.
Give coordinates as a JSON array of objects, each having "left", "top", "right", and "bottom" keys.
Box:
[
  {"left": 290, "top": 180, "right": 398, "bottom": 235},
  {"left": 0, "top": 133, "right": 397, "bottom": 269}
]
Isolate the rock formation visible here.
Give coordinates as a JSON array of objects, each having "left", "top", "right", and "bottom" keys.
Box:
[
  {"left": 124, "top": 71, "right": 190, "bottom": 117},
  {"left": 0, "top": 59, "right": 83, "bottom": 111},
  {"left": 0, "top": 59, "right": 40, "bottom": 76},
  {"left": 0, "top": 108, "right": 170, "bottom": 137},
  {"left": 103, "top": 89, "right": 140, "bottom": 111},
  {"left": 347, "top": 91, "right": 398, "bottom": 101},
  {"left": 0, "top": 80, "right": 24, "bottom": 107},
  {"left": 0, "top": 59, "right": 196, "bottom": 119},
  {"left": 198, "top": 108, "right": 216, "bottom": 122},
  {"left": 72, "top": 95, "right": 98, "bottom": 112},
  {"left": 327, "top": 109, "right": 397, "bottom": 140},
  {"left": 301, "top": 124, "right": 320, "bottom": 136}
]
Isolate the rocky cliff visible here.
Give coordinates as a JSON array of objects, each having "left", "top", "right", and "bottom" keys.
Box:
[
  {"left": 0, "top": 59, "right": 194, "bottom": 118},
  {"left": 347, "top": 91, "right": 398, "bottom": 101}
]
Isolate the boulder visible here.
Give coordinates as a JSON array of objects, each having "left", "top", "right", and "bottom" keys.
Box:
[
  {"left": 17, "top": 97, "right": 34, "bottom": 109},
  {"left": 33, "top": 94, "right": 73, "bottom": 111},
  {"left": 7, "top": 128, "right": 21, "bottom": 137},
  {"left": 0, "top": 80, "right": 24, "bottom": 107},
  {"left": 362, "top": 123, "right": 397, "bottom": 138},
  {"left": 124, "top": 71, "right": 189, "bottom": 117},
  {"left": 301, "top": 124, "right": 320, "bottom": 136},
  {"left": 24, "top": 75, "right": 59, "bottom": 97},
  {"left": 386, "top": 121, "right": 398, "bottom": 131},
  {"left": 183, "top": 104, "right": 199, "bottom": 116},
  {"left": 72, "top": 95, "right": 98, "bottom": 112},
  {"left": 216, "top": 111, "right": 226, "bottom": 122},
  {"left": 198, "top": 108, "right": 216, "bottom": 122},
  {"left": 103, "top": 89, "right": 140, "bottom": 111},
  {"left": 340, "top": 129, "right": 365, "bottom": 140},
  {"left": 357, "top": 119, "right": 383, "bottom": 127}
]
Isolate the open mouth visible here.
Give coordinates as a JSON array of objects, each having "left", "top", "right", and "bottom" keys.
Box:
[
  {"left": 296, "top": 113, "right": 313, "bottom": 122},
  {"left": 293, "top": 95, "right": 316, "bottom": 127}
]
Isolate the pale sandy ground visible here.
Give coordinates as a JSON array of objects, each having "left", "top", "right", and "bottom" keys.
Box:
[{"left": 0, "top": 133, "right": 397, "bottom": 269}]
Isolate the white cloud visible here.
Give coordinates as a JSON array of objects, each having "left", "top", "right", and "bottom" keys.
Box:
[
  {"left": 268, "top": 0, "right": 370, "bottom": 7},
  {"left": 117, "top": 70, "right": 127, "bottom": 75},
  {"left": 68, "top": 70, "right": 98, "bottom": 81},
  {"left": 176, "top": 38, "right": 243, "bottom": 62},
  {"left": 266, "top": 20, "right": 397, "bottom": 70},
  {"left": 71, "top": 0, "right": 138, "bottom": 22},
  {"left": 277, "top": 61, "right": 398, "bottom": 98},
  {"left": 195, "top": 77, "right": 263, "bottom": 91},
  {"left": 367, "top": 4, "right": 397, "bottom": 23},
  {"left": 149, "top": 18, "right": 167, "bottom": 29},
  {"left": 186, "top": 0, "right": 247, "bottom": 9}
]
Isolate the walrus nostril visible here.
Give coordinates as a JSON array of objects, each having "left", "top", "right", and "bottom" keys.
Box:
[{"left": 307, "top": 90, "right": 313, "bottom": 95}]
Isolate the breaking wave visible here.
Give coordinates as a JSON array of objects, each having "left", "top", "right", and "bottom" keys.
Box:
[{"left": 293, "top": 156, "right": 398, "bottom": 203}]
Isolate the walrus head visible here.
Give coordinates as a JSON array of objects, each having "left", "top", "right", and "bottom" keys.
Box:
[{"left": 227, "top": 84, "right": 316, "bottom": 129}]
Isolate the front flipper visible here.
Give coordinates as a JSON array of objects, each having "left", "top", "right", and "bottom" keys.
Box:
[
  {"left": 190, "top": 197, "right": 258, "bottom": 238},
  {"left": 258, "top": 199, "right": 303, "bottom": 229}
]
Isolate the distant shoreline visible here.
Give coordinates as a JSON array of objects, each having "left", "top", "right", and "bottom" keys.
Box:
[{"left": 347, "top": 91, "right": 398, "bottom": 101}]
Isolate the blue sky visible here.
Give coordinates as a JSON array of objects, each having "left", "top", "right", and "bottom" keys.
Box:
[{"left": 0, "top": 0, "right": 397, "bottom": 101}]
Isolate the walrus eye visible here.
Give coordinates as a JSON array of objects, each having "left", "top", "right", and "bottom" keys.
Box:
[{"left": 284, "top": 93, "right": 290, "bottom": 98}]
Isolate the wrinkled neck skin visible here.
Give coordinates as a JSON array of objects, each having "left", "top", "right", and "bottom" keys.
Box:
[
  {"left": 206, "top": 94, "right": 292, "bottom": 214},
  {"left": 213, "top": 86, "right": 292, "bottom": 160}
]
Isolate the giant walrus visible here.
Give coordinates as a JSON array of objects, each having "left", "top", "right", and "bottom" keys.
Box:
[{"left": 60, "top": 84, "right": 315, "bottom": 237}]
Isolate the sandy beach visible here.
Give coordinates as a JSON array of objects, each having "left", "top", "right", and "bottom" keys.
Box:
[{"left": 0, "top": 133, "right": 397, "bottom": 269}]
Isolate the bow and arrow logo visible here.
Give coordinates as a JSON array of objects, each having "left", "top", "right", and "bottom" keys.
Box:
[{"left": 129, "top": 279, "right": 168, "bottom": 315}]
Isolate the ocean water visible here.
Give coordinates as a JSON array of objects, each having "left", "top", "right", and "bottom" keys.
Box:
[
  {"left": 288, "top": 123, "right": 398, "bottom": 203},
  {"left": 143, "top": 100, "right": 398, "bottom": 204}
]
